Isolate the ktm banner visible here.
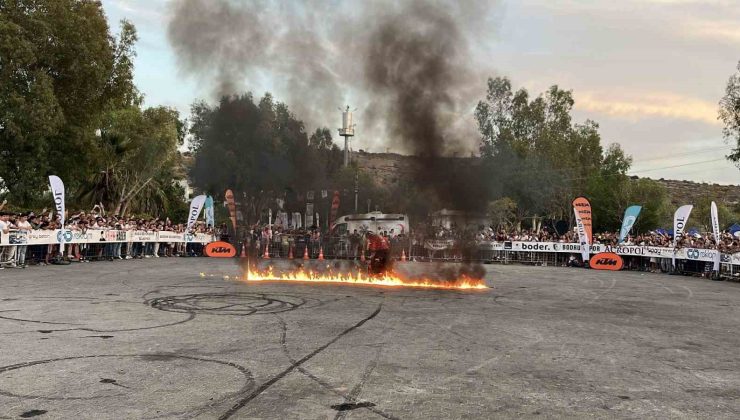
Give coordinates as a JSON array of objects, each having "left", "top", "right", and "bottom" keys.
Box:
[
  {"left": 329, "top": 190, "right": 340, "bottom": 228},
  {"left": 225, "top": 189, "right": 237, "bottom": 232},
  {"left": 572, "top": 196, "right": 593, "bottom": 262},
  {"left": 589, "top": 252, "right": 623, "bottom": 271},
  {"left": 205, "top": 241, "right": 237, "bottom": 258}
]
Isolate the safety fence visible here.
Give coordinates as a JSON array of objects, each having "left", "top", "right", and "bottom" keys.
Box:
[
  {"left": 0, "top": 229, "right": 213, "bottom": 266},
  {"left": 2, "top": 231, "right": 739, "bottom": 280},
  {"left": 243, "top": 236, "right": 739, "bottom": 280}
]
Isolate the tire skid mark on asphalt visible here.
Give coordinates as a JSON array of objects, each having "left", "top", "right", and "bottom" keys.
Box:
[
  {"left": 333, "top": 345, "right": 385, "bottom": 420},
  {"left": 0, "top": 312, "right": 196, "bottom": 334},
  {"left": 218, "top": 305, "right": 384, "bottom": 420},
  {"left": 584, "top": 278, "right": 617, "bottom": 304},
  {"left": 0, "top": 353, "right": 255, "bottom": 419},
  {"left": 274, "top": 312, "right": 397, "bottom": 420}
]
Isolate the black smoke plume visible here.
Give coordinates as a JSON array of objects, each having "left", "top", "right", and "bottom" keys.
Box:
[
  {"left": 166, "top": 0, "right": 494, "bottom": 161},
  {"left": 168, "top": 0, "right": 496, "bottom": 270}
]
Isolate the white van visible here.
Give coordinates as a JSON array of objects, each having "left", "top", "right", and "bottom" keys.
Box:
[{"left": 332, "top": 212, "right": 410, "bottom": 237}]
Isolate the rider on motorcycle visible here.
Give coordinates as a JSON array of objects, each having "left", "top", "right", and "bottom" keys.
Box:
[{"left": 365, "top": 230, "right": 391, "bottom": 274}]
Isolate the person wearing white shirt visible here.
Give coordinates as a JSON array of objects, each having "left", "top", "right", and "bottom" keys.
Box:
[
  {"left": 0, "top": 212, "right": 16, "bottom": 268},
  {"left": 14, "top": 213, "right": 32, "bottom": 267}
]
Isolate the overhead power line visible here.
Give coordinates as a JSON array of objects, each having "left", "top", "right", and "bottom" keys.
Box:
[{"left": 630, "top": 158, "right": 728, "bottom": 174}]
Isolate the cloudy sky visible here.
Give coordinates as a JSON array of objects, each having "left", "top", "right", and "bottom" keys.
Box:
[{"left": 101, "top": 0, "right": 740, "bottom": 185}]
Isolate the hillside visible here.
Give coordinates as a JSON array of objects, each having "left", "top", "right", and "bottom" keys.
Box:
[{"left": 353, "top": 151, "right": 740, "bottom": 206}]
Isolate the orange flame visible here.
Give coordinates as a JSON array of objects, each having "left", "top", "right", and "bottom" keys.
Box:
[{"left": 234, "top": 266, "right": 488, "bottom": 290}]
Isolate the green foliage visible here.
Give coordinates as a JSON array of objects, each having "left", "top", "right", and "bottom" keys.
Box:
[
  {"left": 689, "top": 195, "right": 737, "bottom": 232},
  {"left": 476, "top": 77, "right": 606, "bottom": 220},
  {"left": 0, "top": 1, "right": 140, "bottom": 204},
  {"left": 188, "top": 94, "right": 345, "bottom": 224},
  {"left": 475, "top": 77, "right": 602, "bottom": 217},
  {"left": 720, "top": 61, "right": 740, "bottom": 165},
  {"left": 475, "top": 77, "right": 676, "bottom": 234},
  {"left": 78, "top": 105, "right": 184, "bottom": 216}
]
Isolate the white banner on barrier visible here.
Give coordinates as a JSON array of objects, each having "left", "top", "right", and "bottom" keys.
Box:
[
  {"left": 1, "top": 230, "right": 212, "bottom": 245},
  {"left": 473, "top": 241, "right": 725, "bottom": 263}
]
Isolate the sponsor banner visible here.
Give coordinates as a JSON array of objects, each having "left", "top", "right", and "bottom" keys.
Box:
[
  {"left": 590, "top": 252, "right": 624, "bottom": 270},
  {"left": 424, "top": 239, "right": 455, "bottom": 251},
  {"left": 187, "top": 194, "right": 207, "bottom": 232},
  {"left": 225, "top": 189, "right": 237, "bottom": 232},
  {"left": 48, "top": 175, "right": 65, "bottom": 227},
  {"left": 130, "top": 231, "right": 158, "bottom": 242},
  {"left": 204, "top": 195, "right": 215, "bottom": 227},
  {"left": 330, "top": 191, "right": 340, "bottom": 228},
  {"left": 672, "top": 204, "right": 693, "bottom": 267},
  {"left": 306, "top": 203, "right": 314, "bottom": 227},
  {"left": 193, "top": 233, "right": 213, "bottom": 243},
  {"left": 473, "top": 241, "right": 724, "bottom": 263},
  {"left": 618, "top": 205, "right": 642, "bottom": 243},
  {"left": 157, "top": 231, "right": 184, "bottom": 242},
  {"left": 204, "top": 241, "right": 237, "bottom": 258},
  {"left": 2, "top": 230, "right": 212, "bottom": 245},
  {"left": 8, "top": 230, "right": 28, "bottom": 245},
  {"left": 105, "top": 230, "right": 127, "bottom": 242},
  {"left": 683, "top": 248, "right": 720, "bottom": 263},
  {"left": 572, "top": 196, "right": 592, "bottom": 261},
  {"left": 710, "top": 202, "right": 720, "bottom": 271}
]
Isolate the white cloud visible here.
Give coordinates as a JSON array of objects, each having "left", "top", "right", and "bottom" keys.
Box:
[{"left": 575, "top": 91, "right": 721, "bottom": 125}]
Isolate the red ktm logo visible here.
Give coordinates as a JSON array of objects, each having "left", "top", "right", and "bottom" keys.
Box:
[
  {"left": 205, "top": 241, "right": 237, "bottom": 258},
  {"left": 589, "top": 252, "right": 624, "bottom": 271}
]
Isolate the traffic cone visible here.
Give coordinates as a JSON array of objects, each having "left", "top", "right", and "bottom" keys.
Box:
[
  {"left": 401, "top": 249, "right": 407, "bottom": 262},
  {"left": 303, "top": 246, "right": 309, "bottom": 260},
  {"left": 240, "top": 243, "right": 247, "bottom": 258},
  {"left": 318, "top": 247, "right": 324, "bottom": 260},
  {"left": 288, "top": 246, "right": 294, "bottom": 259},
  {"left": 263, "top": 245, "right": 270, "bottom": 259}
]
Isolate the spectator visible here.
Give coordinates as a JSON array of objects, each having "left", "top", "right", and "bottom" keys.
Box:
[{"left": 15, "top": 213, "right": 32, "bottom": 268}]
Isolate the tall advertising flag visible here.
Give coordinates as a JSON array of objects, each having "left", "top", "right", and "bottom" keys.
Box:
[
  {"left": 48, "top": 176, "right": 65, "bottom": 228},
  {"left": 572, "top": 197, "right": 593, "bottom": 262},
  {"left": 204, "top": 195, "right": 215, "bottom": 227},
  {"left": 672, "top": 204, "right": 693, "bottom": 268},
  {"left": 618, "top": 205, "right": 642, "bottom": 243},
  {"left": 225, "top": 189, "right": 237, "bottom": 232},
  {"left": 711, "top": 201, "right": 721, "bottom": 272},
  {"left": 48, "top": 175, "right": 66, "bottom": 253},
  {"left": 187, "top": 195, "right": 207, "bottom": 232},
  {"left": 329, "top": 191, "right": 340, "bottom": 229}
]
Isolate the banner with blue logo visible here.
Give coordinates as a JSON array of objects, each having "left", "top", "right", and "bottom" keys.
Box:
[
  {"left": 204, "top": 195, "right": 215, "bottom": 228},
  {"left": 618, "top": 205, "right": 642, "bottom": 243}
]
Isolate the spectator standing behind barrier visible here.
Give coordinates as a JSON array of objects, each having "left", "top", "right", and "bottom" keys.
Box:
[
  {"left": 15, "top": 213, "right": 32, "bottom": 268},
  {"left": 0, "top": 212, "right": 17, "bottom": 268},
  {"left": 0, "top": 213, "right": 11, "bottom": 270}
]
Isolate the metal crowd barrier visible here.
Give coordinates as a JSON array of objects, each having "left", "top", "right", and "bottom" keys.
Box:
[{"left": 2, "top": 232, "right": 738, "bottom": 281}]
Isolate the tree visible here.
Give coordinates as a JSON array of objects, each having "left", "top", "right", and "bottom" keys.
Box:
[
  {"left": 585, "top": 144, "right": 633, "bottom": 231},
  {"left": 689, "top": 195, "right": 736, "bottom": 232},
  {"left": 627, "top": 178, "right": 671, "bottom": 233},
  {"left": 188, "top": 94, "right": 345, "bottom": 224},
  {"left": 720, "top": 61, "right": 740, "bottom": 165},
  {"left": 78, "top": 106, "right": 184, "bottom": 216},
  {"left": 476, "top": 77, "right": 605, "bottom": 221},
  {"left": 0, "top": 1, "right": 139, "bottom": 204}
]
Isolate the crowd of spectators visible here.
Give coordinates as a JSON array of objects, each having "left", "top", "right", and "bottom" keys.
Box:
[
  {"left": 240, "top": 224, "right": 408, "bottom": 259},
  {"left": 3, "top": 203, "right": 740, "bottom": 270},
  {"left": 0, "top": 206, "right": 217, "bottom": 269},
  {"left": 467, "top": 226, "right": 740, "bottom": 253}
]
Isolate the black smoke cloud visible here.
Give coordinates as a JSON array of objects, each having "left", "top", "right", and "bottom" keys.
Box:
[{"left": 167, "top": 0, "right": 496, "bottom": 211}]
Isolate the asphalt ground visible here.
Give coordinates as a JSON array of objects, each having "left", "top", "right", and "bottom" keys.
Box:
[{"left": 0, "top": 258, "right": 738, "bottom": 419}]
